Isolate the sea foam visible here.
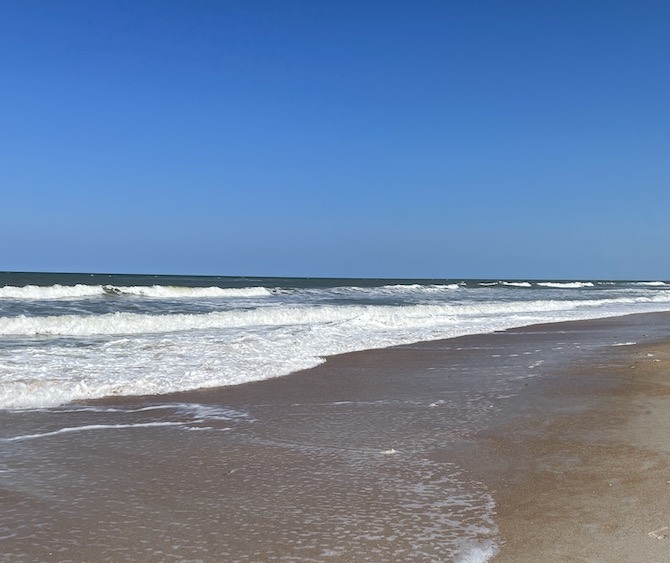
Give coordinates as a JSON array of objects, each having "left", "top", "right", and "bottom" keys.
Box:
[
  {"left": 536, "top": 282, "right": 595, "bottom": 288},
  {"left": 0, "top": 284, "right": 271, "bottom": 300},
  {"left": 2, "top": 280, "right": 670, "bottom": 410},
  {"left": 0, "top": 296, "right": 658, "bottom": 337}
]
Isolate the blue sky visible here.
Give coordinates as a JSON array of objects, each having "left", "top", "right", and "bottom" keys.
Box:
[{"left": 2, "top": 1, "right": 668, "bottom": 278}]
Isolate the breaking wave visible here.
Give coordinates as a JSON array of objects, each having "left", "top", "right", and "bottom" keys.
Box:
[
  {"left": 632, "top": 281, "right": 669, "bottom": 287},
  {"left": 3, "top": 294, "right": 670, "bottom": 337},
  {"left": 3, "top": 276, "right": 670, "bottom": 410},
  {"left": 536, "top": 282, "right": 595, "bottom": 289},
  {"left": 0, "top": 284, "right": 272, "bottom": 300}
]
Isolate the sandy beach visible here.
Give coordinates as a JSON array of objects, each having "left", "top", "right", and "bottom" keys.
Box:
[
  {"left": 2, "top": 312, "right": 670, "bottom": 561},
  {"left": 489, "top": 325, "right": 670, "bottom": 561}
]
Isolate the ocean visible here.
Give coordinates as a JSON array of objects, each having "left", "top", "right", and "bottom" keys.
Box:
[
  {"left": 2, "top": 272, "right": 669, "bottom": 410},
  {"left": 2, "top": 272, "right": 670, "bottom": 561}
]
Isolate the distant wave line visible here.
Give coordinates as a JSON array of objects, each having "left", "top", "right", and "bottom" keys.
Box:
[{"left": 0, "top": 284, "right": 272, "bottom": 300}]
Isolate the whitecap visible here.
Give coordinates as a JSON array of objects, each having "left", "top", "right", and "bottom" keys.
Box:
[{"left": 536, "top": 282, "right": 595, "bottom": 289}]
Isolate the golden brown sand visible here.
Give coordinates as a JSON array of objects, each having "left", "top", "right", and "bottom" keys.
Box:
[{"left": 490, "top": 339, "right": 670, "bottom": 562}]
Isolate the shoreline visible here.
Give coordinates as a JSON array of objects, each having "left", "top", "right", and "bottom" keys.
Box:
[{"left": 2, "top": 312, "right": 670, "bottom": 560}]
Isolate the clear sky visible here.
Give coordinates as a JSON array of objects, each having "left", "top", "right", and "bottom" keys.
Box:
[{"left": 2, "top": 0, "right": 668, "bottom": 279}]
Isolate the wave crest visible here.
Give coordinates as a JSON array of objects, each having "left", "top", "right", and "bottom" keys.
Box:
[
  {"left": 536, "top": 282, "right": 595, "bottom": 289},
  {"left": 0, "top": 284, "right": 272, "bottom": 300},
  {"left": 3, "top": 294, "right": 670, "bottom": 337}
]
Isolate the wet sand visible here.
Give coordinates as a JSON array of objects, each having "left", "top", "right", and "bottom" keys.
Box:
[{"left": 2, "top": 312, "right": 670, "bottom": 561}]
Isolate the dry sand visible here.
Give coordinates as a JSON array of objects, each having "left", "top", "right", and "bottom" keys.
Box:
[{"left": 489, "top": 337, "right": 670, "bottom": 562}]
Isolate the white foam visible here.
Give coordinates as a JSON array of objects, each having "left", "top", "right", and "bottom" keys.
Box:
[
  {"left": 6, "top": 292, "right": 670, "bottom": 339},
  {"left": 103, "top": 285, "right": 272, "bottom": 298},
  {"left": 21, "top": 402, "right": 252, "bottom": 421},
  {"left": 0, "top": 284, "right": 271, "bottom": 300},
  {"left": 633, "top": 281, "right": 669, "bottom": 287},
  {"left": 313, "top": 283, "right": 461, "bottom": 297},
  {"left": 0, "top": 284, "right": 105, "bottom": 300},
  {"left": 17, "top": 404, "right": 177, "bottom": 414},
  {"left": 171, "top": 402, "right": 252, "bottom": 422},
  {"left": 379, "top": 283, "right": 461, "bottom": 292},
  {"left": 3, "top": 287, "right": 670, "bottom": 410},
  {"left": 536, "top": 282, "right": 595, "bottom": 288},
  {"left": 4, "top": 421, "right": 185, "bottom": 442},
  {"left": 454, "top": 541, "right": 500, "bottom": 563},
  {"left": 0, "top": 307, "right": 348, "bottom": 336},
  {"left": 501, "top": 282, "right": 532, "bottom": 287}
]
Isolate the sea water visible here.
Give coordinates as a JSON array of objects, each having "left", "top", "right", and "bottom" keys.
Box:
[
  {"left": 2, "top": 273, "right": 670, "bottom": 561},
  {"left": 1, "top": 272, "right": 669, "bottom": 410}
]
